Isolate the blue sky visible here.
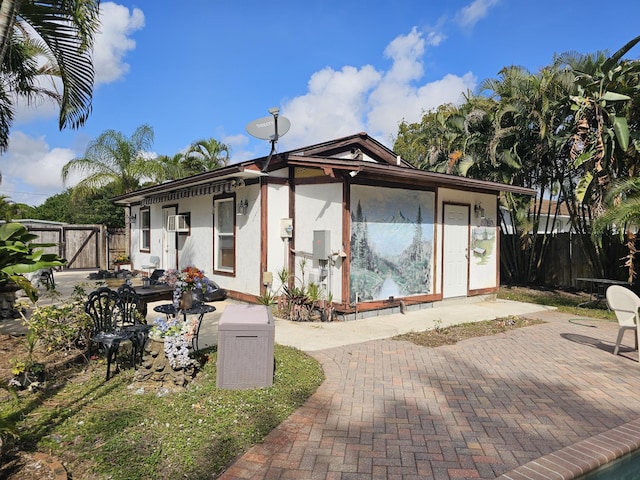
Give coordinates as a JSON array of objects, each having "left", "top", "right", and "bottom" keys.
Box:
[{"left": 3, "top": 0, "right": 640, "bottom": 206}]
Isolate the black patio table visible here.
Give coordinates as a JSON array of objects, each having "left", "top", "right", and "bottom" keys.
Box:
[
  {"left": 153, "top": 303, "right": 216, "bottom": 351},
  {"left": 132, "top": 284, "right": 174, "bottom": 316},
  {"left": 575, "top": 277, "right": 630, "bottom": 307}
]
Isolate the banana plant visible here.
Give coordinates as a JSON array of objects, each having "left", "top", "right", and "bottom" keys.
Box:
[
  {"left": 0, "top": 222, "right": 66, "bottom": 302},
  {"left": 564, "top": 34, "right": 640, "bottom": 205}
]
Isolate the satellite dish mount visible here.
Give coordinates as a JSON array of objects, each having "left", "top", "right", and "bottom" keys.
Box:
[{"left": 246, "top": 107, "right": 291, "bottom": 172}]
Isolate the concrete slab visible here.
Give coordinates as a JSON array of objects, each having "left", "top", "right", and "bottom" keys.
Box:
[{"left": 272, "top": 298, "right": 555, "bottom": 351}]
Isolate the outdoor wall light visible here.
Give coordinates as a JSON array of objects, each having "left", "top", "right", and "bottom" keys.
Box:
[
  {"left": 474, "top": 202, "right": 485, "bottom": 219},
  {"left": 237, "top": 199, "right": 248, "bottom": 216},
  {"left": 129, "top": 213, "right": 137, "bottom": 224}
]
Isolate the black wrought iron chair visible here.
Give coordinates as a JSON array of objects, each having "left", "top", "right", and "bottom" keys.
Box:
[
  {"left": 117, "top": 284, "right": 152, "bottom": 365},
  {"left": 39, "top": 268, "right": 55, "bottom": 290},
  {"left": 84, "top": 287, "right": 134, "bottom": 380},
  {"left": 149, "top": 269, "right": 165, "bottom": 285}
]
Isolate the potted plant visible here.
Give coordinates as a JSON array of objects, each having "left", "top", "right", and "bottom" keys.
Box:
[
  {"left": 8, "top": 331, "right": 45, "bottom": 390},
  {"left": 112, "top": 254, "right": 131, "bottom": 271},
  {"left": 158, "top": 266, "right": 218, "bottom": 309}
]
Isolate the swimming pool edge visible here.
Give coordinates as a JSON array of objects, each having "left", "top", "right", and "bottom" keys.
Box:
[{"left": 496, "top": 417, "right": 640, "bottom": 480}]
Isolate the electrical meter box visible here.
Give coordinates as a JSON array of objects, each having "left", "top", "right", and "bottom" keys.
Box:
[
  {"left": 313, "top": 230, "right": 331, "bottom": 260},
  {"left": 280, "top": 218, "right": 293, "bottom": 238}
]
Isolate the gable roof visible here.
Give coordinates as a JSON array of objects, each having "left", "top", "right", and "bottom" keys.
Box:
[
  {"left": 287, "top": 132, "right": 413, "bottom": 168},
  {"left": 112, "top": 132, "right": 534, "bottom": 206}
]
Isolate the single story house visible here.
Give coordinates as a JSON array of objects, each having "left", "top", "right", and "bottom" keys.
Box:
[
  {"left": 112, "top": 132, "right": 534, "bottom": 317},
  {"left": 500, "top": 199, "right": 576, "bottom": 235}
]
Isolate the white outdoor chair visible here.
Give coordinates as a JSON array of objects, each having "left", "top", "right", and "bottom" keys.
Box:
[
  {"left": 142, "top": 256, "right": 160, "bottom": 277},
  {"left": 605, "top": 285, "right": 640, "bottom": 356}
]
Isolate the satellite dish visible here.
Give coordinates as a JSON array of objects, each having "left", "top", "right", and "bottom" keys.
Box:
[
  {"left": 246, "top": 107, "right": 292, "bottom": 172},
  {"left": 246, "top": 115, "right": 290, "bottom": 140}
]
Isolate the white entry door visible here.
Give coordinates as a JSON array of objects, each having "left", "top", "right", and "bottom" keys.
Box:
[
  {"left": 162, "top": 206, "right": 178, "bottom": 270},
  {"left": 443, "top": 204, "right": 469, "bottom": 298}
]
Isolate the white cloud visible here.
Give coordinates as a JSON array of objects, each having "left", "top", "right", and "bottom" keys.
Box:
[
  {"left": 280, "top": 27, "right": 477, "bottom": 149},
  {"left": 281, "top": 65, "right": 381, "bottom": 149},
  {"left": 455, "top": 0, "right": 500, "bottom": 29},
  {"left": 383, "top": 27, "right": 425, "bottom": 83},
  {"left": 94, "top": 2, "right": 145, "bottom": 85},
  {"left": 0, "top": 131, "right": 81, "bottom": 205},
  {"left": 426, "top": 30, "right": 446, "bottom": 47}
]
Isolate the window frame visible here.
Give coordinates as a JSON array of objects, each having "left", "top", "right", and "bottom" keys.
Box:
[
  {"left": 213, "top": 196, "right": 235, "bottom": 275},
  {"left": 140, "top": 208, "right": 151, "bottom": 252}
]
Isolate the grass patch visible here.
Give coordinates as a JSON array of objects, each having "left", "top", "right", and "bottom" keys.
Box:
[
  {"left": 0, "top": 344, "right": 324, "bottom": 479},
  {"left": 497, "top": 285, "right": 616, "bottom": 321},
  {"left": 396, "top": 285, "right": 617, "bottom": 349},
  {"left": 394, "top": 316, "right": 545, "bottom": 347}
]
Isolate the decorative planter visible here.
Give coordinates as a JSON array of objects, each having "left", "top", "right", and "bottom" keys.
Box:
[
  {"left": 0, "top": 282, "right": 22, "bottom": 321},
  {"left": 11, "top": 368, "right": 45, "bottom": 390},
  {"left": 104, "top": 278, "right": 125, "bottom": 288},
  {"left": 134, "top": 338, "right": 196, "bottom": 387},
  {"left": 179, "top": 291, "right": 194, "bottom": 310}
]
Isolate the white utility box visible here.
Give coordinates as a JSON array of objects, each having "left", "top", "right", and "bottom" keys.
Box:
[{"left": 216, "top": 305, "right": 275, "bottom": 389}]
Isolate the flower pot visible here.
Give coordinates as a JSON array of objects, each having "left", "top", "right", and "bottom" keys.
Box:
[
  {"left": 11, "top": 367, "right": 45, "bottom": 390},
  {"left": 179, "top": 291, "right": 194, "bottom": 310},
  {"left": 0, "top": 281, "right": 21, "bottom": 320}
]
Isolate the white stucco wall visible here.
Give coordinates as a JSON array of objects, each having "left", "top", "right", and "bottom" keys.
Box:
[
  {"left": 265, "top": 183, "right": 291, "bottom": 294},
  {"left": 175, "top": 196, "right": 212, "bottom": 270},
  {"left": 293, "top": 183, "right": 344, "bottom": 303},
  {"left": 130, "top": 204, "right": 165, "bottom": 269},
  {"left": 230, "top": 183, "right": 262, "bottom": 295},
  {"left": 128, "top": 182, "right": 263, "bottom": 296}
]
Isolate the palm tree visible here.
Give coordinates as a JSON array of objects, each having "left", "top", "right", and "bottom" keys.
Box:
[
  {"left": 62, "top": 124, "right": 165, "bottom": 257},
  {"left": 395, "top": 103, "right": 473, "bottom": 175},
  {"left": 0, "top": 194, "right": 19, "bottom": 221},
  {"left": 183, "top": 138, "right": 230, "bottom": 173},
  {"left": 592, "top": 177, "right": 640, "bottom": 282},
  {"left": 61, "top": 124, "right": 164, "bottom": 197},
  {"left": 154, "top": 152, "right": 188, "bottom": 183},
  {"left": 0, "top": 0, "right": 99, "bottom": 151}
]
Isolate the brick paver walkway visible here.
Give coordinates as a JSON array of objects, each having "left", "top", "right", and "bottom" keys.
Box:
[{"left": 220, "top": 311, "right": 640, "bottom": 479}]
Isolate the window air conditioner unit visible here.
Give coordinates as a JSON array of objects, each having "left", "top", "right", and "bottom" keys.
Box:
[{"left": 167, "top": 214, "right": 189, "bottom": 232}]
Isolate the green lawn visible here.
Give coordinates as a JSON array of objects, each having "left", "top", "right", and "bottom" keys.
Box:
[
  {"left": 1, "top": 345, "right": 324, "bottom": 479},
  {"left": 497, "top": 285, "right": 617, "bottom": 321}
]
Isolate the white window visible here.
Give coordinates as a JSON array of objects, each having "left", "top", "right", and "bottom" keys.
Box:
[
  {"left": 140, "top": 209, "right": 151, "bottom": 251},
  {"left": 214, "top": 198, "right": 235, "bottom": 272}
]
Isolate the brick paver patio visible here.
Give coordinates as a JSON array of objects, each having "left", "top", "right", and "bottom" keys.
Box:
[{"left": 219, "top": 310, "right": 640, "bottom": 479}]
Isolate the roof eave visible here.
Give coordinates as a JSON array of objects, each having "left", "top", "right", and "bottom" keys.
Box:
[{"left": 111, "top": 164, "right": 265, "bottom": 206}]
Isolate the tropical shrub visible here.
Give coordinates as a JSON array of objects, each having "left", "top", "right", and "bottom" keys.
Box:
[
  {"left": 25, "top": 301, "right": 92, "bottom": 352},
  {"left": 0, "top": 223, "right": 66, "bottom": 302}
]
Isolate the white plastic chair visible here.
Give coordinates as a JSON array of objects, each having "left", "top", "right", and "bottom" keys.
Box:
[
  {"left": 605, "top": 285, "right": 640, "bottom": 356},
  {"left": 142, "top": 255, "right": 160, "bottom": 277}
]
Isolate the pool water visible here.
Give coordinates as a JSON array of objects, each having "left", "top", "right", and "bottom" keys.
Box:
[{"left": 576, "top": 449, "right": 640, "bottom": 479}]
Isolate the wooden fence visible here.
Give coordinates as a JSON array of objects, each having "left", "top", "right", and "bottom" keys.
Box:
[
  {"left": 21, "top": 222, "right": 128, "bottom": 271},
  {"left": 500, "top": 232, "right": 630, "bottom": 288}
]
